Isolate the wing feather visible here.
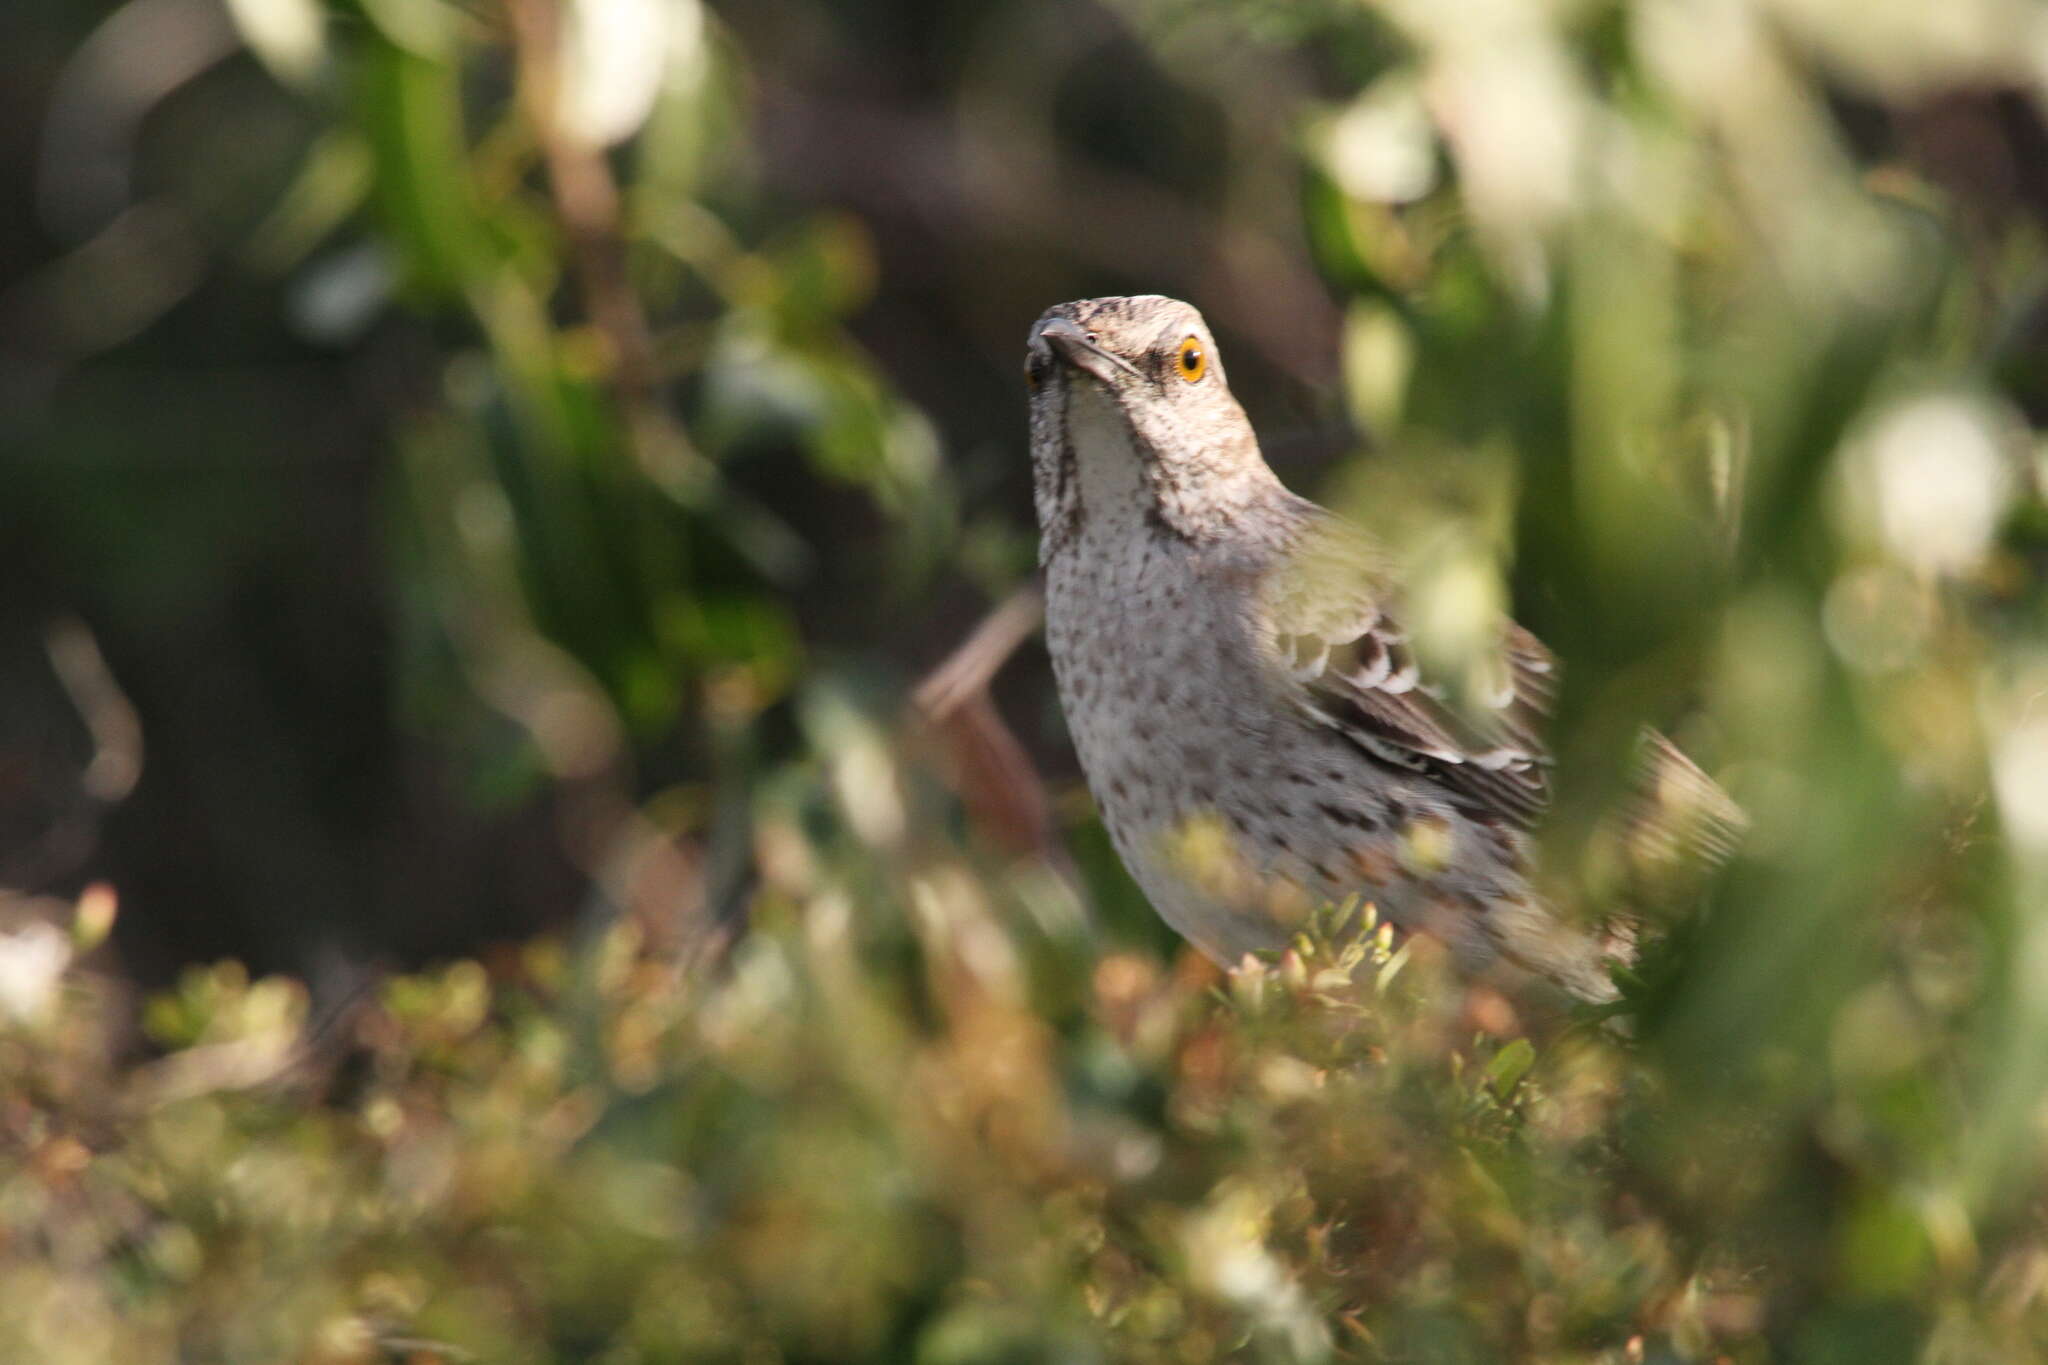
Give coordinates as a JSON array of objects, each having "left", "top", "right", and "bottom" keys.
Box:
[{"left": 1265, "top": 509, "right": 1555, "bottom": 828}]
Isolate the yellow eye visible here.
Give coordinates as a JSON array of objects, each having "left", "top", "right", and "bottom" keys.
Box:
[{"left": 1176, "top": 335, "right": 1207, "bottom": 384}]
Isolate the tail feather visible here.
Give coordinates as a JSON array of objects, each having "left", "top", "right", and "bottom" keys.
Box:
[
  {"left": 1623, "top": 728, "right": 1748, "bottom": 873},
  {"left": 1480, "top": 897, "right": 1622, "bottom": 1004},
  {"left": 1486, "top": 730, "right": 1744, "bottom": 1007}
]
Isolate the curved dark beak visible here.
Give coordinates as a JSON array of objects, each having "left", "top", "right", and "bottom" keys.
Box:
[{"left": 1030, "top": 316, "right": 1140, "bottom": 386}]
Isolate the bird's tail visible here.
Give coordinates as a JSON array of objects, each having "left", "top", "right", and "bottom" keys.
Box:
[
  {"left": 1604, "top": 727, "right": 1748, "bottom": 893},
  {"left": 1483, "top": 730, "right": 1745, "bottom": 1006},
  {"left": 1478, "top": 897, "right": 1623, "bottom": 1004}
]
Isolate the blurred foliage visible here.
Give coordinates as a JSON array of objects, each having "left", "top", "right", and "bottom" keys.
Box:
[{"left": 7, "top": 0, "right": 2048, "bottom": 1358}]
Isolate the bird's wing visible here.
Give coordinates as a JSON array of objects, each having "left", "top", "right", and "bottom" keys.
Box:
[{"left": 1261, "top": 513, "right": 1555, "bottom": 829}]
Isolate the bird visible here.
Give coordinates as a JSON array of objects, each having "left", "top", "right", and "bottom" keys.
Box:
[{"left": 1024, "top": 294, "right": 1739, "bottom": 1002}]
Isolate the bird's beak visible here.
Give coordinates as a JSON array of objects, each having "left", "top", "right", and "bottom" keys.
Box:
[{"left": 1032, "top": 316, "right": 1140, "bottom": 386}]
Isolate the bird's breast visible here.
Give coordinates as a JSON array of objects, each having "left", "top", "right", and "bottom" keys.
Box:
[{"left": 1044, "top": 521, "right": 1263, "bottom": 826}]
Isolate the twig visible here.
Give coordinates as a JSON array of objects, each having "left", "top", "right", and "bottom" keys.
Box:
[
  {"left": 913, "top": 585, "right": 1044, "bottom": 721},
  {"left": 911, "top": 586, "right": 1062, "bottom": 860},
  {"left": 47, "top": 616, "right": 143, "bottom": 803}
]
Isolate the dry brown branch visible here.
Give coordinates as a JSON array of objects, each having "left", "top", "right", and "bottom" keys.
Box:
[
  {"left": 913, "top": 585, "right": 1044, "bottom": 721},
  {"left": 912, "top": 586, "right": 1061, "bottom": 860}
]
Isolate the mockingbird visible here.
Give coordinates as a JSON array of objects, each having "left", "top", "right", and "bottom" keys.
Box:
[{"left": 1026, "top": 294, "right": 1738, "bottom": 1001}]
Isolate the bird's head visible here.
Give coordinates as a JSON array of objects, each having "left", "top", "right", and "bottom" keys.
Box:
[{"left": 1025, "top": 295, "right": 1271, "bottom": 559}]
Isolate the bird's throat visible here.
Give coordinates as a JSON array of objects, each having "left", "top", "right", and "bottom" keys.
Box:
[{"left": 1066, "top": 386, "right": 1155, "bottom": 537}]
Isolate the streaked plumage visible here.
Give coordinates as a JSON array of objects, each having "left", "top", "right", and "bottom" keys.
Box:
[{"left": 1025, "top": 295, "right": 1738, "bottom": 1001}]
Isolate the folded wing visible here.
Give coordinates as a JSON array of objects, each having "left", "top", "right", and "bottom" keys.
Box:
[{"left": 1263, "top": 508, "right": 1556, "bottom": 828}]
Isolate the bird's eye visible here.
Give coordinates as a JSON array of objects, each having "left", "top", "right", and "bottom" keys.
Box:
[{"left": 1175, "top": 335, "right": 1207, "bottom": 384}]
